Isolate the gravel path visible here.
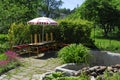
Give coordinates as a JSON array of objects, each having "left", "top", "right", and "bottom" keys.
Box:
[{"left": 0, "top": 51, "right": 62, "bottom": 80}]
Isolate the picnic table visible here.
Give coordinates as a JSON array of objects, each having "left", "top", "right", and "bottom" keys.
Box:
[
  {"left": 13, "top": 41, "right": 56, "bottom": 56},
  {"left": 28, "top": 41, "right": 56, "bottom": 55}
]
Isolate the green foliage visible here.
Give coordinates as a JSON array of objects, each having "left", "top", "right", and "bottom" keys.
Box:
[
  {"left": 96, "top": 71, "right": 120, "bottom": 80},
  {"left": 58, "top": 44, "right": 91, "bottom": 64},
  {"left": 0, "top": 0, "right": 40, "bottom": 33},
  {"left": 0, "top": 51, "right": 20, "bottom": 74},
  {"left": 0, "top": 0, "right": 64, "bottom": 33},
  {"left": 44, "top": 72, "right": 90, "bottom": 80},
  {"left": 39, "top": 0, "right": 63, "bottom": 18},
  {"left": 0, "top": 54, "right": 7, "bottom": 61},
  {"left": 80, "top": 0, "right": 120, "bottom": 37},
  {"left": 57, "top": 19, "right": 95, "bottom": 48},
  {"left": 0, "top": 34, "right": 9, "bottom": 53},
  {"left": 8, "top": 23, "right": 30, "bottom": 46},
  {"left": 95, "top": 38, "right": 120, "bottom": 53},
  {"left": 91, "top": 28, "right": 120, "bottom": 53},
  {"left": 44, "top": 72, "right": 64, "bottom": 80},
  {"left": 44, "top": 26, "right": 62, "bottom": 41}
]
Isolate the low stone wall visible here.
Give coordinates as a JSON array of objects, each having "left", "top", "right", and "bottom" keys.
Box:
[
  {"left": 41, "top": 51, "right": 120, "bottom": 80},
  {"left": 55, "top": 63, "right": 87, "bottom": 76},
  {"left": 90, "top": 50, "right": 120, "bottom": 66}
]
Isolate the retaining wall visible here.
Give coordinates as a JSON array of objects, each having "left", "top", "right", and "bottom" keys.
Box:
[{"left": 90, "top": 50, "right": 120, "bottom": 66}]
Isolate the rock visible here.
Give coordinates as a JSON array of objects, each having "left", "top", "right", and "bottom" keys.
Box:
[
  {"left": 82, "top": 67, "right": 89, "bottom": 71},
  {"left": 113, "top": 68, "right": 118, "bottom": 73},
  {"left": 109, "top": 71, "right": 113, "bottom": 76},
  {"left": 100, "top": 66, "right": 107, "bottom": 71},
  {"left": 96, "top": 69, "right": 104, "bottom": 74},
  {"left": 91, "top": 76, "right": 96, "bottom": 80},
  {"left": 115, "top": 64, "right": 120, "bottom": 69},
  {"left": 90, "top": 72, "right": 97, "bottom": 77},
  {"left": 96, "top": 66, "right": 106, "bottom": 74},
  {"left": 89, "top": 66, "right": 99, "bottom": 72},
  {"left": 85, "top": 69, "right": 91, "bottom": 74},
  {"left": 118, "top": 69, "right": 120, "bottom": 72},
  {"left": 96, "top": 75, "right": 105, "bottom": 80},
  {"left": 107, "top": 66, "right": 113, "bottom": 72}
]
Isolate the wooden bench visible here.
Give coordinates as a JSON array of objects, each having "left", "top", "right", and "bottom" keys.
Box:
[{"left": 13, "top": 44, "right": 32, "bottom": 55}]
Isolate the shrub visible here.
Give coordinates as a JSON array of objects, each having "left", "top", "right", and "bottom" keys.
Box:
[
  {"left": 0, "top": 51, "right": 20, "bottom": 74},
  {"left": 57, "top": 19, "right": 96, "bottom": 48},
  {"left": 44, "top": 72, "right": 90, "bottom": 80},
  {"left": 0, "top": 34, "right": 9, "bottom": 53},
  {"left": 96, "top": 71, "right": 120, "bottom": 80},
  {"left": 44, "top": 72, "right": 65, "bottom": 80},
  {"left": 58, "top": 44, "right": 91, "bottom": 64},
  {"left": 8, "top": 23, "right": 30, "bottom": 46}
]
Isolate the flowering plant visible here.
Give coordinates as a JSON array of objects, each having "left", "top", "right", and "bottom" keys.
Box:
[
  {"left": 0, "top": 51, "right": 20, "bottom": 74},
  {"left": 5, "top": 50, "right": 20, "bottom": 61}
]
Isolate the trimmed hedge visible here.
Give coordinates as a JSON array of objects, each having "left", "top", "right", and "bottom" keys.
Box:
[{"left": 56, "top": 19, "right": 96, "bottom": 48}]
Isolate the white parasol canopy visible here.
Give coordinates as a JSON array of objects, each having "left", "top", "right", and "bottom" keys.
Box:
[{"left": 28, "top": 17, "right": 58, "bottom": 42}]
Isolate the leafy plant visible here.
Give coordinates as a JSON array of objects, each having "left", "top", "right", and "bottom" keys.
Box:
[
  {"left": 44, "top": 72, "right": 90, "bottom": 80},
  {"left": 0, "top": 51, "right": 20, "bottom": 74},
  {"left": 57, "top": 19, "right": 96, "bottom": 49},
  {"left": 0, "top": 54, "right": 7, "bottom": 60},
  {"left": 0, "top": 34, "right": 9, "bottom": 53},
  {"left": 58, "top": 44, "right": 91, "bottom": 64},
  {"left": 44, "top": 72, "right": 64, "bottom": 80},
  {"left": 8, "top": 23, "right": 30, "bottom": 46},
  {"left": 96, "top": 71, "right": 120, "bottom": 80}
]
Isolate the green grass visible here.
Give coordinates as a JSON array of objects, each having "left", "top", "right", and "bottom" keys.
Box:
[
  {"left": 97, "top": 71, "right": 120, "bottom": 80},
  {"left": 95, "top": 39, "right": 120, "bottom": 53},
  {"left": 91, "top": 28, "right": 120, "bottom": 53}
]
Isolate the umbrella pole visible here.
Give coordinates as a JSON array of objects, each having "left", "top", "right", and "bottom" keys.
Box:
[{"left": 42, "top": 25, "right": 44, "bottom": 42}]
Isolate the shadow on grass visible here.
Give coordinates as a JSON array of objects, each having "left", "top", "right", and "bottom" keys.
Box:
[{"left": 95, "top": 35, "right": 120, "bottom": 41}]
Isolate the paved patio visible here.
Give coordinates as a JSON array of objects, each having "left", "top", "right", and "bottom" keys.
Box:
[{"left": 0, "top": 51, "right": 61, "bottom": 80}]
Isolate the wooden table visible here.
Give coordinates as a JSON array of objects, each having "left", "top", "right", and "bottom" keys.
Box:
[
  {"left": 28, "top": 41, "right": 55, "bottom": 55},
  {"left": 12, "top": 44, "right": 30, "bottom": 54}
]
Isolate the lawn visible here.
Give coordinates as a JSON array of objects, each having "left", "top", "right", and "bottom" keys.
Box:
[
  {"left": 91, "top": 28, "right": 120, "bottom": 53},
  {"left": 95, "top": 38, "right": 120, "bottom": 53}
]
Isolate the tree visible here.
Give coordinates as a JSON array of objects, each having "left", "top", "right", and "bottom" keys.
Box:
[
  {"left": 0, "top": 0, "right": 41, "bottom": 33},
  {"left": 58, "top": 8, "right": 71, "bottom": 18},
  {"left": 39, "top": 0, "right": 63, "bottom": 18},
  {"left": 80, "top": 0, "right": 120, "bottom": 37},
  {"left": 0, "top": 0, "right": 63, "bottom": 33}
]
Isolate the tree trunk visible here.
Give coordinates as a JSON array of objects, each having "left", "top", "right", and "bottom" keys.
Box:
[{"left": 103, "top": 25, "right": 109, "bottom": 37}]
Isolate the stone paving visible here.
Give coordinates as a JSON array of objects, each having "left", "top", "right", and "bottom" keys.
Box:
[{"left": 0, "top": 52, "right": 61, "bottom": 80}]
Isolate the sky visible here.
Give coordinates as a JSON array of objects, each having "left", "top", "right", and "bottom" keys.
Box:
[{"left": 61, "top": 0, "right": 85, "bottom": 10}]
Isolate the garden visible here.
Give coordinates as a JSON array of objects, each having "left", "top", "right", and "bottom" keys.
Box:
[
  {"left": 1, "top": 0, "right": 120, "bottom": 80},
  {"left": 1, "top": 19, "right": 120, "bottom": 80}
]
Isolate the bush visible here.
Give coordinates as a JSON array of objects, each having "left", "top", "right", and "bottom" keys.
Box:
[
  {"left": 0, "top": 51, "right": 20, "bottom": 74},
  {"left": 0, "top": 34, "right": 9, "bottom": 53},
  {"left": 57, "top": 19, "right": 96, "bottom": 48},
  {"left": 8, "top": 23, "right": 30, "bottom": 46},
  {"left": 44, "top": 72, "right": 90, "bottom": 80},
  {"left": 58, "top": 44, "right": 91, "bottom": 64},
  {"left": 96, "top": 71, "right": 120, "bottom": 80}
]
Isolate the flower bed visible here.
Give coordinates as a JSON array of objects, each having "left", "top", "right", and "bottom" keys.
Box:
[{"left": 0, "top": 51, "right": 21, "bottom": 75}]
